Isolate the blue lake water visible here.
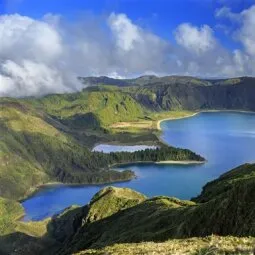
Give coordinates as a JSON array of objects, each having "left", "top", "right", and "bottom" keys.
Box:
[{"left": 22, "top": 112, "right": 255, "bottom": 221}]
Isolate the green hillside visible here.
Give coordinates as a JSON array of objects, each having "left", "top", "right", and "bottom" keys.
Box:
[
  {"left": 39, "top": 88, "right": 146, "bottom": 128},
  {"left": 0, "top": 197, "right": 24, "bottom": 235},
  {"left": 0, "top": 163, "right": 255, "bottom": 254},
  {"left": 1, "top": 99, "right": 126, "bottom": 199},
  {"left": 193, "top": 163, "right": 255, "bottom": 202},
  {"left": 76, "top": 236, "right": 255, "bottom": 255},
  {"left": 0, "top": 97, "right": 202, "bottom": 200},
  {"left": 54, "top": 163, "right": 255, "bottom": 255}
]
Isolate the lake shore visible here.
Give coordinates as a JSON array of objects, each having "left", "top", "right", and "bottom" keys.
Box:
[
  {"left": 157, "top": 109, "right": 255, "bottom": 131},
  {"left": 20, "top": 176, "right": 136, "bottom": 204},
  {"left": 157, "top": 112, "right": 199, "bottom": 130},
  {"left": 111, "top": 159, "right": 206, "bottom": 168},
  {"left": 156, "top": 160, "right": 206, "bottom": 165}
]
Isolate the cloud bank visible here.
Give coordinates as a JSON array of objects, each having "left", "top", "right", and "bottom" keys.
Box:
[{"left": 0, "top": 5, "right": 255, "bottom": 97}]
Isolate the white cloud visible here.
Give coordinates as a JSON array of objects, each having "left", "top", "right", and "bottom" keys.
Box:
[
  {"left": 238, "top": 5, "right": 255, "bottom": 57},
  {"left": 214, "top": 5, "right": 255, "bottom": 76},
  {"left": 215, "top": 7, "right": 239, "bottom": 21},
  {"left": 0, "top": 14, "right": 62, "bottom": 63},
  {"left": 0, "top": 60, "right": 73, "bottom": 97},
  {"left": 175, "top": 23, "right": 216, "bottom": 55},
  {"left": 108, "top": 13, "right": 143, "bottom": 51},
  {"left": 1, "top": 9, "right": 255, "bottom": 98},
  {"left": 0, "top": 14, "right": 77, "bottom": 97},
  {"left": 0, "top": 13, "right": 172, "bottom": 97}
]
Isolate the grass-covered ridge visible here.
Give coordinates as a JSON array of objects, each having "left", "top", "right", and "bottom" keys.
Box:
[
  {"left": 0, "top": 163, "right": 255, "bottom": 254},
  {"left": 193, "top": 163, "right": 255, "bottom": 202},
  {"left": 53, "top": 163, "right": 255, "bottom": 255}
]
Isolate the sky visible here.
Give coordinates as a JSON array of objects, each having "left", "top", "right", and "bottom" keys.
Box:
[{"left": 0, "top": 0, "right": 255, "bottom": 97}]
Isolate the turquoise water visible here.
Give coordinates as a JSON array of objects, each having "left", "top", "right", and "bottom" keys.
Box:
[{"left": 22, "top": 112, "right": 255, "bottom": 221}]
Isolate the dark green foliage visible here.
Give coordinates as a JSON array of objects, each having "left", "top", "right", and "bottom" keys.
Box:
[
  {"left": 57, "top": 113, "right": 101, "bottom": 130},
  {"left": 127, "top": 77, "right": 255, "bottom": 111},
  {"left": 193, "top": 163, "right": 255, "bottom": 203},
  {"left": 79, "top": 76, "right": 255, "bottom": 111}
]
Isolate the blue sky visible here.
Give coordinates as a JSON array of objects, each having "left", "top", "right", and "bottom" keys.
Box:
[
  {"left": 1, "top": 0, "right": 253, "bottom": 43},
  {"left": 0, "top": 0, "right": 255, "bottom": 96}
]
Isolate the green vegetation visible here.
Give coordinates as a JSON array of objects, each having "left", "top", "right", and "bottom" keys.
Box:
[
  {"left": 47, "top": 187, "right": 146, "bottom": 245},
  {"left": 84, "top": 186, "right": 146, "bottom": 223},
  {"left": 53, "top": 163, "right": 255, "bottom": 255},
  {"left": 0, "top": 93, "right": 203, "bottom": 199},
  {"left": 37, "top": 88, "right": 146, "bottom": 128},
  {"left": 76, "top": 236, "right": 255, "bottom": 255},
  {"left": 1, "top": 163, "right": 255, "bottom": 254},
  {"left": 193, "top": 163, "right": 255, "bottom": 202},
  {"left": 0, "top": 197, "right": 24, "bottom": 235}
]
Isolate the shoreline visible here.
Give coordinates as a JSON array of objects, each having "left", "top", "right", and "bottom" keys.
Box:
[
  {"left": 111, "top": 159, "right": 206, "bottom": 168},
  {"left": 157, "top": 112, "right": 199, "bottom": 131},
  {"left": 20, "top": 177, "right": 136, "bottom": 203},
  {"left": 21, "top": 157, "right": 206, "bottom": 203},
  {"left": 156, "top": 160, "right": 206, "bottom": 165},
  {"left": 157, "top": 109, "right": 255, "bottom": 131}
]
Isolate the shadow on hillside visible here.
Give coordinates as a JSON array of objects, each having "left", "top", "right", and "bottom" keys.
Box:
[{"left": 0, "top": 232, "right": 51, "bottom": 255}]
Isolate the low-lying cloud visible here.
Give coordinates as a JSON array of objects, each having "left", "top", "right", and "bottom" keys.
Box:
[{"left": 0, "top": 6, "right": 255, "bottom": 97}]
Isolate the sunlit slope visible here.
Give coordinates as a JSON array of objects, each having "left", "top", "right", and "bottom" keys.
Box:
[
  {"left": 0, "top": 197, "right": 24, "bottom": 235},
  {"left": 37, "top": 87, "right": 146, "bottom": 128},
  {"left": 0, "top": 99, "right": 135, "bottom": 199},
  {"left": 76, "top": 236, "right": 255, "bottom": 255}
]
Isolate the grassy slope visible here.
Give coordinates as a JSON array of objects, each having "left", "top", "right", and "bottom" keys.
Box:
[
  {"left": 38, "top": 87, "right": 146, "bottom": 128},
  {"left": 32, "top": 86, "right": 196, "bottom": 143},
  {"left": 77, "top": 236, "right": 255, "bottom": 255},
  {"left": 55, "top": 163, "right": 255, "bottom": 255},
  {"left": 0, "top": 99, "right": 136, "bottom": 199},
  {"left": 1, "top": 163, "right": 255, "bottom": 254},
  {"left": 0, "top": 197, "right": 24, "bottom": 235},
  {"left": 193, "top": 163, "right": 255, "bottom": 203}
]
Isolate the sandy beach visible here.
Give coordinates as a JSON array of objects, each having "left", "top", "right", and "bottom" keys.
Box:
[{"left": 157, "top": 112, "right": 199, "bottom": 130}]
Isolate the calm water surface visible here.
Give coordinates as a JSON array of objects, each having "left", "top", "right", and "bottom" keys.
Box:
[{"left": 22, "top": 112, "right": 255, "bottom": 221}]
